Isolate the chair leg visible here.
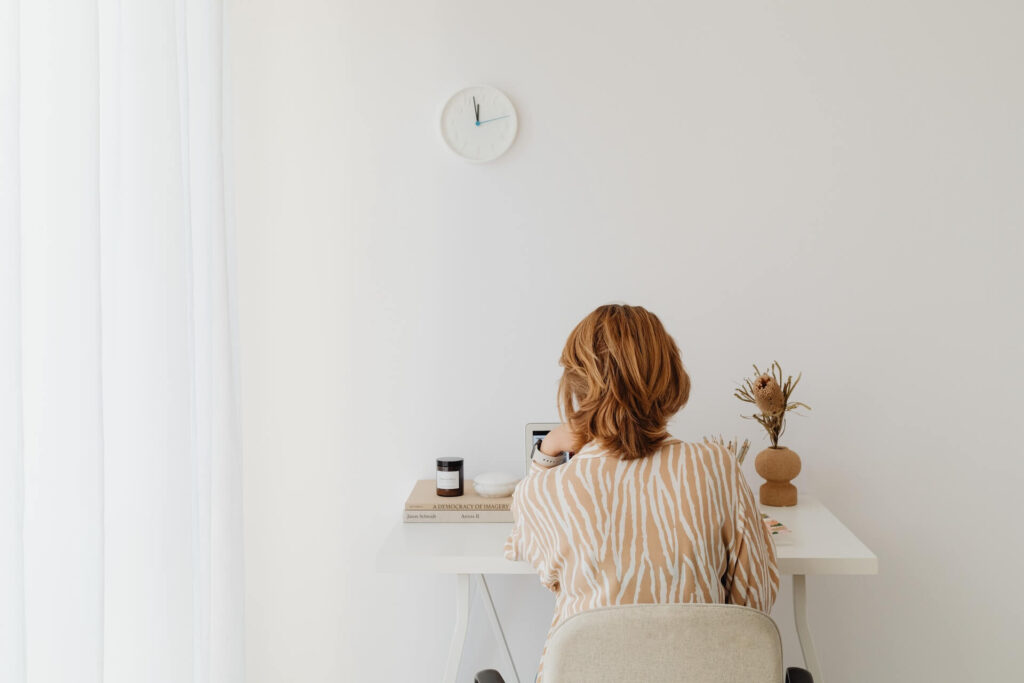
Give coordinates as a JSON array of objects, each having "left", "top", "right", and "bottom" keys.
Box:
[
  {"left": 793, "top": 575, "right": 823, "bottom": 682},
  {"left": 476, "top": 575, "right": 521, "bottom": 683},
  {"left": 443, "top": 574, "right": 471, "bottom": 683}
]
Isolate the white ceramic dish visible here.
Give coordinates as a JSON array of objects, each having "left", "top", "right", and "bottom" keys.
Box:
[{"left": 473, "top": 471, "right": 520, "bottom": 498}]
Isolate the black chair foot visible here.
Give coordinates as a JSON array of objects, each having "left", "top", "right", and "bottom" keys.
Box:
[
  {"left": 786, "top": 667, "right": 814, "bottom": 683},
  {"left": 475, "top": 669, "right": 505, "bottom": 683}
]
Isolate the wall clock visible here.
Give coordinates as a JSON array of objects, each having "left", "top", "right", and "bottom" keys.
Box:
[{"left": 440, "top": 85, "right": 518, "bottom": 162}]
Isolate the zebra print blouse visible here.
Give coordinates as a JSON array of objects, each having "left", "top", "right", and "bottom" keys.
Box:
[{"left": 504, "top": 436, "right": 780, "bottom": 682}]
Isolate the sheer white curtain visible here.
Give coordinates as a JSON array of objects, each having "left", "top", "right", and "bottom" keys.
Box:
[{"left": 1, "top": 1, "right": 244, "bottom": 682}]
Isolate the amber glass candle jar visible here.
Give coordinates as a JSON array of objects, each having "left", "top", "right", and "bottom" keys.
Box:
[{"left": 436, "top": 457, "right": 464, "bottom": 497}]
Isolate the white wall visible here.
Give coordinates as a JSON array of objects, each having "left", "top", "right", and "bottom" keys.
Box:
[{"left": 229, "top": 1, "right": 1024, "bottom": 681}]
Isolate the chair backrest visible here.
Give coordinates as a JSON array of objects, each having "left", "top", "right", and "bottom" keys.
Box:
[{"left": 543, "top": 603, "right": 784, "bottom": 683}]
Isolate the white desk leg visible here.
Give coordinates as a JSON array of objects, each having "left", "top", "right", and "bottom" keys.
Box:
[
  {"left": 793, "top": 574, "right": 823, "bottom": 683},
  {"left": 443, "top": 574, "right": 471, "bottom": 683},
  {"left": 475, "top": 574, "right": 521, "bottom": 683}
]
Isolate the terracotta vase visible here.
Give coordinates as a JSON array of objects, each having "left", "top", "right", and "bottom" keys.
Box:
[{"left": 754, "top": 446, "right": 801, "bottom": 507}]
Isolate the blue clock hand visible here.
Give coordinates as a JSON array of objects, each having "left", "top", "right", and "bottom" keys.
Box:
[{"left": 475, "top": 114, "right": 510, "bottom": 126}]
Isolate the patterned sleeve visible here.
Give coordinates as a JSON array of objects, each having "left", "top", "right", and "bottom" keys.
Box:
[
  {"left": 721, "top": 453, "right": 781, "bottom": 614},
  {"left": 504, "top": 461, "right": 562, "bottom": 593}
]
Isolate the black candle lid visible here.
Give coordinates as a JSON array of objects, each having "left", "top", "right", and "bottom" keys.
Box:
[{"left": 436, "top": 457, "right": 464, "bottom": 469}]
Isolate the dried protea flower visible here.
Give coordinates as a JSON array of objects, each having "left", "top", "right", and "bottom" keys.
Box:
[
  {"left": 753, "top": 374, "right": 785, "bottom": 415},
  {"left": 735, "top": 362, "right": 810, "bottom": 448}
]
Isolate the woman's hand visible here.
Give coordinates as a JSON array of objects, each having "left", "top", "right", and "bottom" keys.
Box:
[{"left": 540, "top": 423, "right": 585, "bottom": 456}]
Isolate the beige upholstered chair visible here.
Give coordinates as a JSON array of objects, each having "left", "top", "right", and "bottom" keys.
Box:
[{"left": 475, "top": 603, "right": 812, "bottom": 683}]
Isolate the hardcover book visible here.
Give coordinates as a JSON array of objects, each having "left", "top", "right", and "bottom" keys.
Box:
[{"left": 404, "top": 479, "right": 513, "bottom": 512}]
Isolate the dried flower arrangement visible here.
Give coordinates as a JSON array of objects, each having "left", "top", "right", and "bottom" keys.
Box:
[
  {"left": 735, "top": 362, "right": 811, "bottom": 448},
  {"left": 703, "top": 435, "right": 751, "bottom": 465}
]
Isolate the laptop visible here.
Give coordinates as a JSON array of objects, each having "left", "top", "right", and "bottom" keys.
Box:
[{"left": 525, "top": 423, "right": 571, "bottom": 472}]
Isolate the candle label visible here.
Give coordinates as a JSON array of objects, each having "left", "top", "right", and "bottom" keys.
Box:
[{"left": 436, "top": 471, "right": 461, "bottom": 489}]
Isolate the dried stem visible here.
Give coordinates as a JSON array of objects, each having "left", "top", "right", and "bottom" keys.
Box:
[{"left": 703, "top": 435, "right": 752, "bottom": 465}]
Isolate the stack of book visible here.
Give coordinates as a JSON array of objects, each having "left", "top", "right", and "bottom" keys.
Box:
[
  {"left": 761, "top": 512, "right": 794, "bottom": 545},
  {"left": 403, "top": 480, "right": 514, "bottom": 523}
]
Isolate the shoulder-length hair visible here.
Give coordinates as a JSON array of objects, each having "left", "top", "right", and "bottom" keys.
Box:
[{"left": 558, "top": 304, "right": 690, "bottom": 460}]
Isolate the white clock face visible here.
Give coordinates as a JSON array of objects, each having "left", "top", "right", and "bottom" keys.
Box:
[{"left": 440, "top": 85, "right": 518, "bottom": 162}]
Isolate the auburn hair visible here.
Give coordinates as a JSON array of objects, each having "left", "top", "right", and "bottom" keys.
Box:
[{"left": 558, "top": 304, "right": 690, "bottom": 460}]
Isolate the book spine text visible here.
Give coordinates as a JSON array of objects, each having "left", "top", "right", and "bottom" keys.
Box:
[{"left": 403, "top": 510, "right": 513, "bottom": 523}]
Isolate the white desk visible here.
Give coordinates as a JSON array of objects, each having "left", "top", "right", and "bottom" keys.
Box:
[{"left": 377, "top": 494, "right": 877, "bottom": 683}]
